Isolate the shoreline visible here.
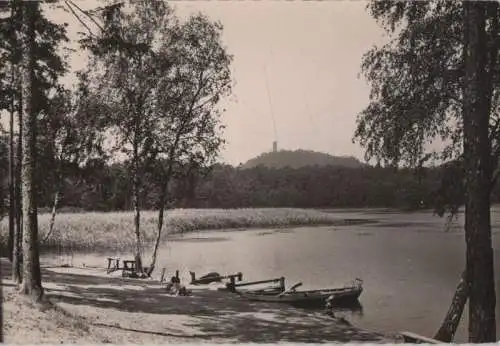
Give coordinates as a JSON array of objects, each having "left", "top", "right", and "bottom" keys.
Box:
[
  {"left": 1, "top": 208, "right": 379, "bottom": 254},
  {"left": 40, "top": 219, "right": 377, "bottom": 254},
  {"left": 1, "top": 258, "right": 394, "bottom": 343}
]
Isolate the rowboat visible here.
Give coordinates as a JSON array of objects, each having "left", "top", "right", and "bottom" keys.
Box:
[{"left": 237, "top": 279, "right": 363, "bottom": 308}]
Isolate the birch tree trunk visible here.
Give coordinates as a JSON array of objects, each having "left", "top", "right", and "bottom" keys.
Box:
[
  {"left": 42, "top": 169, "right": 61, "bottom": 243},
  {"left": 434, "top": 270, "right": 469, "bottom": 342},
  {"left": 132, "top": 173, "right": 143, "bottom": 274},
  {"left": 147, "top": 176, "right": 171, "bottom": 277},
  {"left": 132, "top": 140, "right": 143, "bottom": 274},
  {"left": 43, "top": 190, "right": 60, "bottom": 243}
]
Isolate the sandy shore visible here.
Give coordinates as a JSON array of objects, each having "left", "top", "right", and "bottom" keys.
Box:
[{"left": 2, "top": 258, "right": 394, "bottom": 343}]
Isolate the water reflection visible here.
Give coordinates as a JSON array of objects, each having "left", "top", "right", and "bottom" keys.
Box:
[{"left": 305, "top": 299, "right": 364, "bottom": 317}]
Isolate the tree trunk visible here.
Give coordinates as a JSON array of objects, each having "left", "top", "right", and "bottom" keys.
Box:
[
  {"left": 42, "top": 189, "right": 60, "bottom": 243},
  {"left": 147, "top": 178, "right": 170, "bottom": 277},
  {"left": 19, "top": 1, "right": 43, "bottom": 301},
  {"left": 186, "top": 169, "right": 198, "bottom": 208},
  {"left": 434, "top": 270, "right": 469, "bottom": 342},
  {"left": 132, "top": 155, "right": 143, "bottom": 274},
  {"left": 12, "top": 46, "right": 23, "bottom": 286},
  {"left": 8, "top": 71, "right": 15, "bottom": 262},
  {"left": 8, "top": 0, "right": 17, "bottom": 266},
  {"left": 463, "top": 2, "right": 496, "bottom": 342}
]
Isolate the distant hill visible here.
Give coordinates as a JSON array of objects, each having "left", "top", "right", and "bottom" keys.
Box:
[{"left": 241, "top": 149, "right": 365, "bottom": 169}]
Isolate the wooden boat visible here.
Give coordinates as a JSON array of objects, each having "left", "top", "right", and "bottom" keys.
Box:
[{"left": 237, "top": 279, "right": 363, "bottom": 308}]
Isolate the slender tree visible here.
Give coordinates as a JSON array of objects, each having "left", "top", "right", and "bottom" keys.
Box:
[
  {"left": 80, "top": 1, "right": 176, "bottom": 274},
  {"left": 14, "top": 81, "right": 22, "bottom": 284},
  {"left": 1, "top": 0, "right": 69, "bottom": 283},
  {"left": 11, "top": 0, "right": 23, "bottom": 285},
  {"left": 0, "top": 0, "right": 20, "bottom": 269},
  {"left": 434, "top": 270, "right": 468, "bottom": 342},
  {"left": 19, "top": 0, "right": 43, "bottom": 300},
  {"left": 5, "top": 0, "right": 16, "bottom": 263},
  {"left": 40, "top": 84, "right": 108, "bottom": 243},
  {"left": 354, "top": 1, "right": 499, "bottom": 342},
  {"left": 146, "top": 14, "right": 231, "bottom": 275}
]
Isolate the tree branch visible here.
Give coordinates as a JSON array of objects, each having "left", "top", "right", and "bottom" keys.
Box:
[
  {"left": 67, "top": 0, "right": 105, "bottom": 33},
  {"left": 64, "top": 1, "right": 95, "bottom": 37}
]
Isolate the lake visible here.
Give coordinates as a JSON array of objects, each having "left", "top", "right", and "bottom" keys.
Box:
[{"left": 46, "top": 207, "right": 500, "bottom": 342}]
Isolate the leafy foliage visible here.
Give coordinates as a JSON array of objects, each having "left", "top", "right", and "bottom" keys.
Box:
[
  {"left": 0, "top": 1, "right": 69, "bottom": 115},
  {"left": 80, "top": 1, "right": 231, "bottom": 188},
  {"left": 353, "top": 1, "right": 500, "bottom": 215},
  {"left": 355, "top": 1, "right": 500, "bottom": 341},
  {"left": 77, "top": 1, "right": 232, "bottom": 271},
  {"left": 354, "top": 2, "right": 499, "bottom": 164}
]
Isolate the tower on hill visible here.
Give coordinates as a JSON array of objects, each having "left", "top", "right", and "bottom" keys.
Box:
[{"left": 273, "top": 141, "right": 277, "bottom": 152}]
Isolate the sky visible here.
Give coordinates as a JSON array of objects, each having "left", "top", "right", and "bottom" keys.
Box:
[{"left": 40, "top": 1, "right": 388, "bottom": 166}]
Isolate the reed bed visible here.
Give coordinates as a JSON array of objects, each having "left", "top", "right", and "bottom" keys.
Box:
[{"left": 0, "top": 208, "right": 345, "bottom": 253}]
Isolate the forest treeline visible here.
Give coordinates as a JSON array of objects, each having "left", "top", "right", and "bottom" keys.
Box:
[{"left": 0, "top": 139, "right": 483, "bottom": 213}]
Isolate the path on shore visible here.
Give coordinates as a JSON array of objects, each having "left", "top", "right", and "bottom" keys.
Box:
[{"left": 1, "top": 258, "right": 393, "bottom": 343}]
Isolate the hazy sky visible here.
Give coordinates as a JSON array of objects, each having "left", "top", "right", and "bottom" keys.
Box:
[
  {"left": 41, "top": 1, "right": 388, "bottom": 166},
  {"left": 172, "top": 1, "right": 387, "bottom": 166}
]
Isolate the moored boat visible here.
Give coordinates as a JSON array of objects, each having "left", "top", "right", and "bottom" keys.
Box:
[{"left": 237, "top": 278, "right": 363, "bottom": 308}]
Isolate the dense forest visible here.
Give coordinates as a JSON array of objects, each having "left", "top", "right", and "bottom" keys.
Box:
[
  {"left": 0, "top": 141, "right": 487, "bottom": 213},
  {"left": 241, "top": 149, "right": 365, "bottom": 169}
]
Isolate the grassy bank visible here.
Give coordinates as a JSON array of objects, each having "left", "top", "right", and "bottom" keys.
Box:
[{"left": 0, "top": 208, "right": 346, "bottom": 253}]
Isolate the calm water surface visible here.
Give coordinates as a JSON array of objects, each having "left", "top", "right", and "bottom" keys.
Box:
[{"left": 48, "top": 207, "right": 500, "bottom": 342}]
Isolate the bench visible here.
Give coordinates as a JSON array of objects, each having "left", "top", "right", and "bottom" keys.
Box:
[
  {"left": 123, "top": 260, "right": 136, "bottom": 271},
  {"left": 107, "top": 258, "right": 138, "bottom": 274},
  {"left": 400, "top": 331, "right": 440, "bottom": 344},
  {"left": 106, "top": 257, "right": 120, "bottom": 273}
]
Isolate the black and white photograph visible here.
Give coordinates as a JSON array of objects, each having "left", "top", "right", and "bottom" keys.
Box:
[{"left": 0, "top": 0, "right": 499, "bottom": 344}]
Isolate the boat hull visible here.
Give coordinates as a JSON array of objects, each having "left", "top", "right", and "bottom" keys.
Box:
[{"left": 238, "top": 286, "right": 362, "bottom": 308}]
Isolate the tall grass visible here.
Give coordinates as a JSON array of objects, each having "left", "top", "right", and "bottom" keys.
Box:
[{"left": 0, "top": 208, "right": 345, "bottom": 253}]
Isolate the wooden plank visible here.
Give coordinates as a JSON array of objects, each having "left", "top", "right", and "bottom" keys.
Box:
[
  {"left": 233, "top": 277, "right": 284, "bottom": 288},
  {"left": 400, "top": 331, "right": 440, "bottom": 344}
]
